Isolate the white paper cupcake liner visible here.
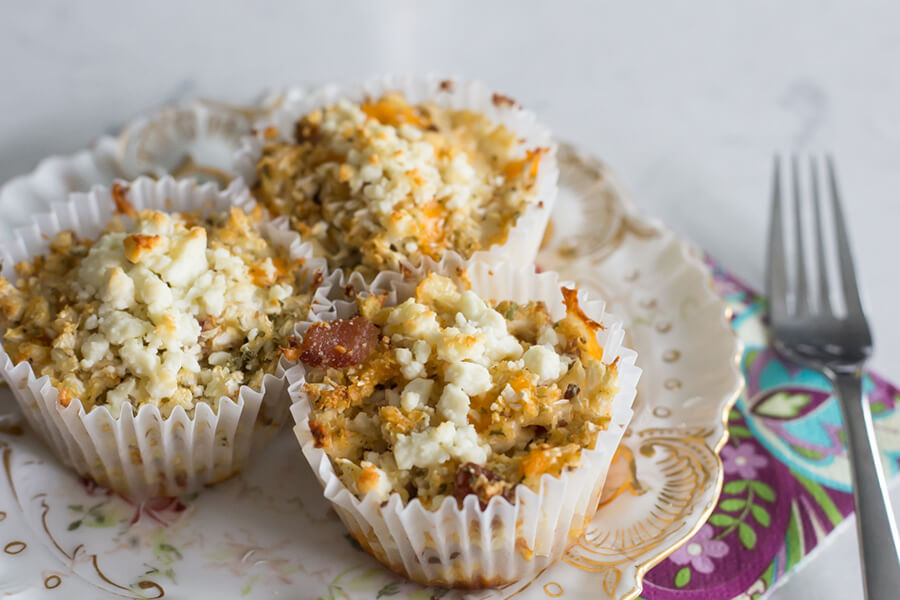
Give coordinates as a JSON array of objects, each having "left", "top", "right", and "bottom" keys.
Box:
[
  {"left": 0, "top": 176, "right": 336, "bottom": 498},
  {"left": 289, "top": 254, "right": 639, "bottom": 587},
  {"left": 233, "top": 74, "right": 559, "bottom": 274},
  {"left": 116, "top": 99, "right": 253, "bottom": 183}
]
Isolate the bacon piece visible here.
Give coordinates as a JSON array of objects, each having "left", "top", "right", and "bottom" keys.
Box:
[
  {"left": 299, "top": 317, "right": 379, "bottom": 368},
  {"left": 453, "top": 462, "right": 513, "bottom": 508}
]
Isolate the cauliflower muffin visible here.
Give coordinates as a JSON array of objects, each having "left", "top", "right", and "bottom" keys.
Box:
[
  {"left": 297, "top": 273, "right": 619, "bottom": 509},
  {"left": 0, "top": 198, "right": 312, "bottom": 418},
  {"left": 253, "top": 93, "right": 549, "bottom": 279}
]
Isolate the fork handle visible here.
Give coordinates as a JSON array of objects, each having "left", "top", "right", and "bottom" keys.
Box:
[{"left": 833, "top": 371, "right": 900, "bottom": 599}]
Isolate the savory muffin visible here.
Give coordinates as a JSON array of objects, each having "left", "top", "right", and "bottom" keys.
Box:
[
  {"left": 252, "top": 92, "right": 550, "bottom": 279},
  {"left": 0, "top": 200, "right": 310, "bottom": 418},
  {"left": 296, "top": 273, "right": 619, "bottom": 509}
]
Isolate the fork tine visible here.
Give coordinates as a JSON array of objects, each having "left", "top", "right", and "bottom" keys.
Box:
[
  {"left": 791, "top": 155, "right": 809, "bottom": 315},
  {"left": 766, "top": 156, "right": 788, "bottom": 319},
  {"left": 826, "top": 156, "right": 864, "bottom": 315},
  {"left": 810, "top": 157, "right": 832, "bottom": 314}
]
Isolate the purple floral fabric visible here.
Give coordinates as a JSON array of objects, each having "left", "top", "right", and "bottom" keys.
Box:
[
  {"left": 721, "top": 445, "right": 768, "bottom": 480},
  {"left": 668, "top": 526, "right": 730, "bottom": 575},
  {"left": 638, "top": 260, "right": 900, "bottom": 599}
]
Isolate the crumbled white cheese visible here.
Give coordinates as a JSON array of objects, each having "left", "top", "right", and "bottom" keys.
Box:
[
  {"left": 537, "top": 325, "right": 560, "bottom": 347},
  {"left": 400, "top": 378, "right": 434, "bottom": 412},
  {"left": 393, "top": 339, "right": 431, "bottom": 380},
  {"left": 436, "top": 324, "right": 487, "bottom": 363},
  {"left": 523, "top": 344, "right": 562, "bottom": 383},
  {"left": 106, "top": 378, "right": 136, "bottom": 417},
  {"left": 104, "top": 267, "right": 135, "bottom": 310},
  {"left": 437, "top": 383, "right": 470, "bottom": 426},
  {"left": 454, "top": 291, "right": 522, "bottom": 362},
  {"left": 444, "top": 361, "right": 492, "bottom": 396},
  {"left": 393, "top": 421, "right": 489, "bottom": 469},
  {"left": 384, "top": 299, "right": 441, "bottom": 342},
  {"left": 98, "top": 310, "right": 149, "bottom": 345},
  {"left": 370, "top": 274, "right": 576, "bottom": 482},
  {"left": 79, "top": 334, "right": 109, "bottom": 368},
  {"left": 73, "top": 209, "right": 296, "bottom": 411},
  {"left": 395, "top": 347, "right": 425, "bottom": 379},
  {"left": 208, "top": 351, "right": 231, "bottom": 366}
]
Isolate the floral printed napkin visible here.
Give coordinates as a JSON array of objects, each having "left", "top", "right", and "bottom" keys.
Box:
[{"left": 638, "top": 261, "right": 900, "bottom": 599}]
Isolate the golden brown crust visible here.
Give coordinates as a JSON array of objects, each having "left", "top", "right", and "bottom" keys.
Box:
[
  {"left": 355, "top": 464, "right": 382, "bottom": 495},
  {"left": 309, "top": 420, "right": 331, "bottom": 449},
  {"left": 122, "top": 233, "right": 163, "bottom": 263}
]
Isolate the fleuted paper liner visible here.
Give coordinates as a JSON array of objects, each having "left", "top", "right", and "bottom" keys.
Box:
[
  {"left": 0, "top": 176, "right": 339, "bottom": 498},
  {"left": 233, "top": 74, "right": 559, "bottom": 274},
  {"left": 288, "top": 254, "right": 639, "bottom": 587}
]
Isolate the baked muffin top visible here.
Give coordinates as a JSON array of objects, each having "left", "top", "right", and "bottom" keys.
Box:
[
  {"left": 0, "top": 201, "right": 311, "bottom": 417},
  {"left": 254, "top": 93, "right": 548, "bottom": 279},
  {"left": 298, "top": 273, "right": 619, "bottom": 509}
]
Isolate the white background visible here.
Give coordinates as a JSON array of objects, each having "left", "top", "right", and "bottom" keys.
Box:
[{"left": 0, "top": 2, "right": 897, "bottom": 598}]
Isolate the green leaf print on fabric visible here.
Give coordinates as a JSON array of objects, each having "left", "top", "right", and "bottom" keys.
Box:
[
  {"left": 761, "top": 559, "right": 777, "bottom": 589},
  {"left": 750, "top": 504, "right": 772, "bottom": 527},
  {"left": 755, "top": 392, "right": 812, "bottom": 419},
  {"left": 785, "top": 504, "right": 805, "bottom": 572},
  {"left": 792, "top": 470, "right": 843, "bottom": 527},
  {"left": 748, "top": 481, "right": 775, "bottom": 502},
  {"left": 723, "top": 480, "right": 749, "bottom": 494},
  {"left": 719, "top": 498, "right": 746, "bottom": 512},
  {"left": 789, "top": 444, "right": 826, "bottom": 461},
  {"left": 738, "top": 523, "right": 757, "bottom": 550},
  {"left": 674, "top": 566, "right": 691, "bottom": 588},
  {"left": 729, "top": 425, "right": 754, "bottom": 442},
  {"left": 711, "top": 478, "right": 775, "bottom": 546},
  {"left": 709, "top": 513, "right": 736, "bottom": 527}
]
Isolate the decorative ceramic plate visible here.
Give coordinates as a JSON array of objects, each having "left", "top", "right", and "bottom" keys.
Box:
[{"left": 0, "top": 101, "right": 743, "bottom": 599}]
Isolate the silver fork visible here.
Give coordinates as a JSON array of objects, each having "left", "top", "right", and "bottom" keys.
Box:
[{"left": 767, "top": 155, "right": 900, "bottom": 599}]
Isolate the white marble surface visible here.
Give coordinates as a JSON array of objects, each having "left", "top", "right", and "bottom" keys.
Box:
[{"left": 0, "top": 1, "right": 898, "bottom": 598}]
